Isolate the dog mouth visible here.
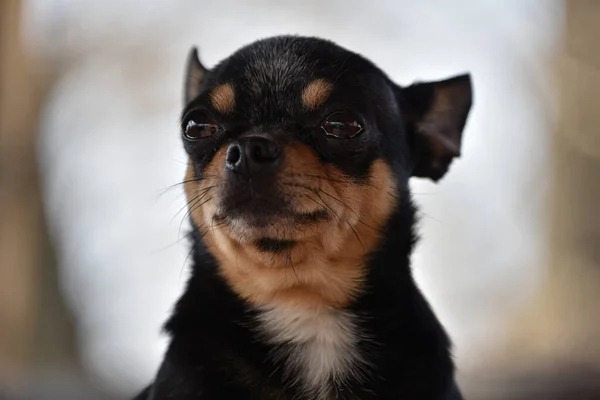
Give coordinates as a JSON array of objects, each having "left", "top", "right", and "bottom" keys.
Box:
[
  {"left": 213, "top": 204, "right": 329, "bottom": 229},
  {"left": 210, "top": 186, "right": 330, "bottom": 242},
  {"left": 253, "top": 238, "right": 297, "bottom": 253}
]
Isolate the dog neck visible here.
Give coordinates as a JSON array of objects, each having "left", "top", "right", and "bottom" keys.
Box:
[{"left": 255, "top": 304, "right": 364, "bottom": 399}]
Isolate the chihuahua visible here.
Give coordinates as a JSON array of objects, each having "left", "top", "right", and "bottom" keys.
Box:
[{"left": 135, "top": 35, "right": 472, "bottom": 399}]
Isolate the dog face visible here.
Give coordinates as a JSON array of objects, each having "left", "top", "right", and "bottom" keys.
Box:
[{"left": 181, "top": 36, "right": 471, "bottom": 306}]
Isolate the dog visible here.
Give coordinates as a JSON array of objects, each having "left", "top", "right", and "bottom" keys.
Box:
[{"left": 134, "top": 35, "right": 472, "bottom": 399}]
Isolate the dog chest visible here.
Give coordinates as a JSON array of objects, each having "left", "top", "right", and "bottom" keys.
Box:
[{"left": 256, "top": 305, "right": 366, "bottom": 398}]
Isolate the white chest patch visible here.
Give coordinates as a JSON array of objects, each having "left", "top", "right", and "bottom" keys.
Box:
[{"left": 256, "top": 305, "right": 366, "bottom": 398}]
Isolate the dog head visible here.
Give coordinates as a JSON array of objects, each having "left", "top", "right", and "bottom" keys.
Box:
[{"left": 181, "top": 36, "right": 472, "bottom": 306}]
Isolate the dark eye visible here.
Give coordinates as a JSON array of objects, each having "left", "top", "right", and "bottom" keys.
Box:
[
  {"left": 183, "top": 112, "right": 221, "bottom": 140},
  {"left": 320, "top": 111, "right": 363, "bottom": 139}
]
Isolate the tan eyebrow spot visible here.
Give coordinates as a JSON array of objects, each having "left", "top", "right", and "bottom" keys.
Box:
[
  {"left": 209, "top": 83, "right": 236, "bottom": 114},
  {"left": 301, "top": 79, "right": 333, "bottom": 110}
]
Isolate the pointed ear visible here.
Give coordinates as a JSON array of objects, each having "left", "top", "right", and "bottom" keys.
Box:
[
  {"left": 401, "top": 74, "right": 473, "bottom": 182},
  {"left": 184, "top": 47, "right": 207, "bottom": 105}
]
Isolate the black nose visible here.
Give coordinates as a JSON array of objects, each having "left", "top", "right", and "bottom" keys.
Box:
[{"left": 225, "top": 136, "right": 281, "bottom": 177}]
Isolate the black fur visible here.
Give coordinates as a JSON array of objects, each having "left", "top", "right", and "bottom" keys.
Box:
[
  {"left": 134, "top": 36, "right": 472, "bottom": 399},
  {"left": 254, "top": 238, "right": 297, "bottom": 253}
]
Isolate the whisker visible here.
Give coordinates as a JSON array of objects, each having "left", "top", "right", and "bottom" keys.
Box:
[
  {"left": 178, "top": 217, "right": 227, "bottom": 281},
  {"left": 152, "top": 230, "right": 195, "bottom": 254},
  {"left": 292, "top": 172, "right": 400, "bottom": 201},
  {"left": 155, "top": 178, "right": 202, "bottom": 202},
  {"left": 331, "top": 54, "right": 354, "bottom": 84},
  {"left": 278, "top": 181, "right": 386, "bottom": 235},
  {"left": 348, "top": 222, "right": 364, "bottom": 251},
  {"left": 180, "top": 237, "right": 199, "bottom": 282},
  {"left": 178, "top": 195, "right": 214, "bottom": 240},
  {"left": 316, "top": 189, "right": 385, "bottom": 235},
  {"left": 313, "top": 191, "right": 340, "bottom": 217},
  {"left": 236, "top": 238, "right": 241, "bottom": 274},
  {"left": 416, "top": 209, "right": 443, "bottom": 224},
  {"left": 285, "top": 247, "right": 300, "bottom": 283},
  {"left": 305, "top": 192, "right": 363, "bottom": 249},
  {"left": 171, "top": 186, "right": 216, "bottom": 223},
  {"left": 277, "top": 182, "right": 336, "bottom": 215},
  {"left": 170, "top": 158, "right": 190, "bottom": 165}
]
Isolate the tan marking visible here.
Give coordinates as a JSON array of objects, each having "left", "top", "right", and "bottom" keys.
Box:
[
  {"left": 183, "top": 143, "right": 397, "bottom": 309},
  {"left": 301, "top": 79, "right": 333, "bottom": 110},
  {"left": 209, "top": 83, "right": 235, "bottom": 114}
]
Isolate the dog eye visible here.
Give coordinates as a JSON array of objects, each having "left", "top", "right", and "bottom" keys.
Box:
[
  {"left": 320, "top": 112, "right": 363, "bottom": 138},
  {"left": 183, "top": 114, "right": 221, "bottom": 140}
]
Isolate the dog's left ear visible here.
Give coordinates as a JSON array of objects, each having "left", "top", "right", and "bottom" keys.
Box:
[
  {"left": 401, "top": 74, "right": 473, "bottom": 182},
  {"left": 184, "top": 47, "right": 207, "bottom": 105}
]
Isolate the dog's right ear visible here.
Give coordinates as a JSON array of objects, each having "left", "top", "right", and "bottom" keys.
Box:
[{"left": 184, "top": 47, "right": 207, "bottom": 105}]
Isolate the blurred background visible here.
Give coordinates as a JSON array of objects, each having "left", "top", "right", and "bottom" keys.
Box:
[{"left": 1, "top": 0, "right": 599, "bottom": 399}]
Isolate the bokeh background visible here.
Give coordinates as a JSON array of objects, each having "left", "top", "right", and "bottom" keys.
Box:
[{"left": 1, "top": 0, "right": 600, "bottom": 399}]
